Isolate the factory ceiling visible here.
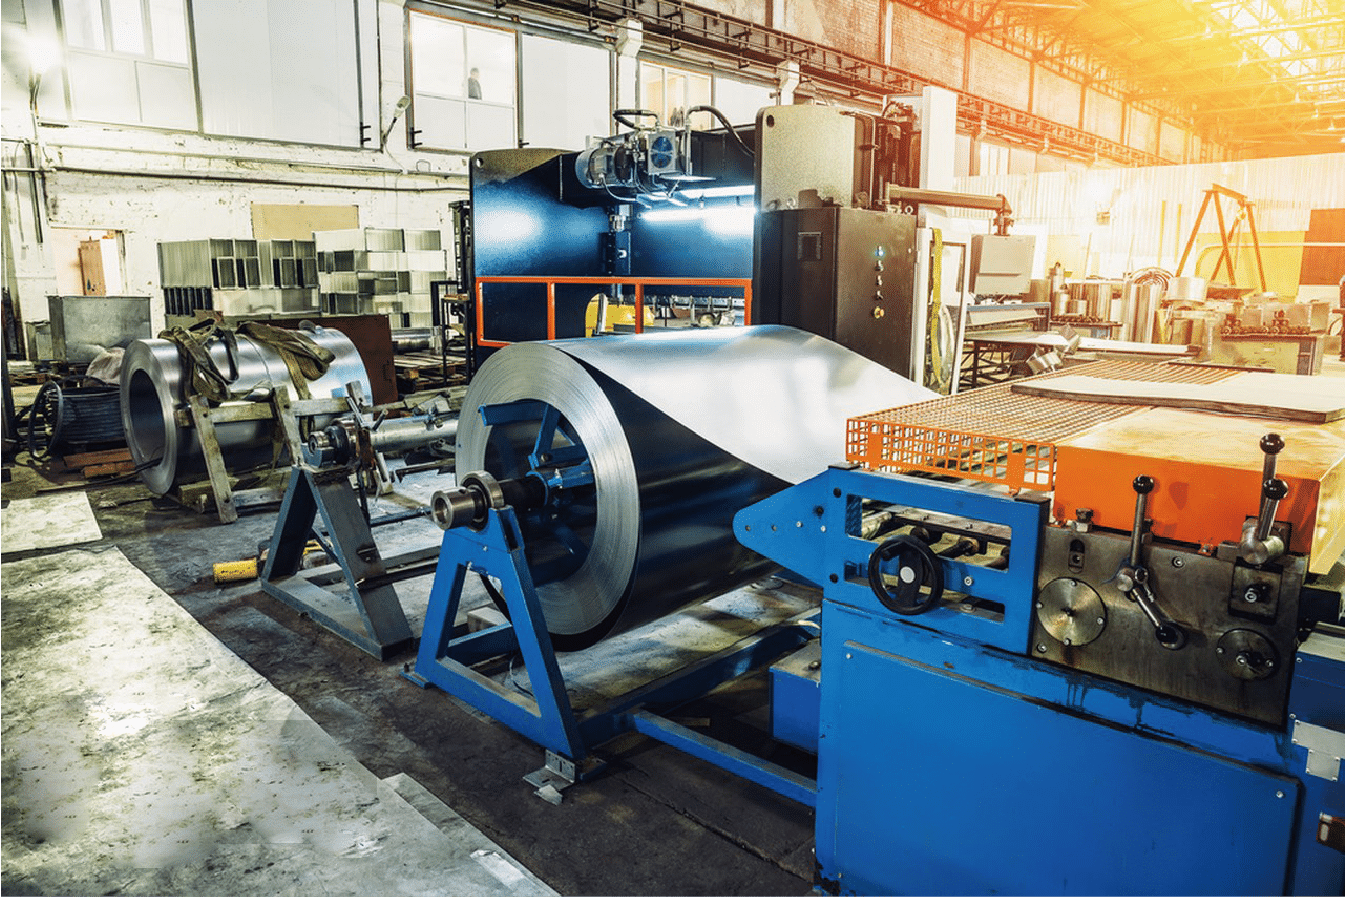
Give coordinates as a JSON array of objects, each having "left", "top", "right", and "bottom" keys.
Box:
[{"left": 909, "top": 0, "right": 1345, "bottom": 157}]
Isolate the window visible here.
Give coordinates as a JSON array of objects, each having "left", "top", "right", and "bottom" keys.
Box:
[
  {"left": 60, "top": 0, "right": 195, "bottom": 129},
  {"left": 711, "top": 75, "right": 774, "bottom": 128},
  {"left": 639, "top": 62, "right": 711, "bottom": 130},
  {"left": 520, "top": 34, "right": 610, "bottom": 150},
  {"left": 193, "top": 0, "right": 364, "bottom": 146},
  {"left": 408, "top": 12, "right": 516, "bottom": 151}
]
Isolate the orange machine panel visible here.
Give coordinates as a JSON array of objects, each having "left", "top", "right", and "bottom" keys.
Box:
[{"left": 1053, "top": 407, "right": 1345, "bottom": 574}]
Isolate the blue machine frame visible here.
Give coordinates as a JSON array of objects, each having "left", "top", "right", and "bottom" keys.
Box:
[
  {"left": 405, "top": 503, "right": 818, "bottom": 805},
  {"left": 735, "top": 465, "right": 1345, "bottom": 896}
]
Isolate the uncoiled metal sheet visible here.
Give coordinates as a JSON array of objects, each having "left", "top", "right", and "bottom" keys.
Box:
[
  {"left": 457, "top": 324, "right": 933, "bottom": 650},
  {"left": 121, "top": 326, "right": 371, "bottom": 494}
]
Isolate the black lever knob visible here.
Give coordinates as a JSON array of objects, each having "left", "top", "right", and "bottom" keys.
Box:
[
  {"left": 1260, "top": 433, "right": 1284, "bottom": 484},
  {"left": 1263, "top": 477, "right": 1288, "bottom": 501},
  {"left": 1128, "top": 475, "right": 1154, "bottom": 569}
]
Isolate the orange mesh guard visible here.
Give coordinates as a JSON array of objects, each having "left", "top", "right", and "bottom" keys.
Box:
[{"left": 846, "top": 361, "right": 1239, "bottom": 490}]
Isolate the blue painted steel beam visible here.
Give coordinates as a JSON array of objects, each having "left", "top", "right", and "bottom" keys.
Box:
[{"left": 629, "top": 710, "right": 817, "bottom": 807}]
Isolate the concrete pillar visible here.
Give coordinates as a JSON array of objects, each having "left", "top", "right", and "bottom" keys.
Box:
[
  {"left": 615, "top": 19, "right": 643, "bottom": 115},
  {"left": 776, "top": 61, "right": 800, "bottom": 106},
  {"left": 920, "top": 85, "right": 957, "bottom": 190}
]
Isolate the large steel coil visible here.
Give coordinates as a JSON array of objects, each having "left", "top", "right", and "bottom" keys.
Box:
[
  {"left": 121, "top": 325, "right": 371, "bottom": 494},
  {"left": 456, "top": 324, "right": 933, "bottom": 650}
]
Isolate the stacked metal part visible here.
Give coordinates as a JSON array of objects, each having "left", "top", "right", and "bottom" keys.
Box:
[
  {"left": 120, "top": 325, "right": 371, "bottom": 494},
  {"left": 455, "top": 324, "right": 934, "bottom": 650}
]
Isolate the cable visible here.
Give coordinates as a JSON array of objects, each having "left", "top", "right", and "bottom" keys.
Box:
[
  {"left": 613, "top": 108, "right": 660, "bottom": 130},
  {"left": 685, "top": 105, "right": 754, "bottom": 157}
]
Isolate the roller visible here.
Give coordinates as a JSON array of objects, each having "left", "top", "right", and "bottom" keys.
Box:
[
  {"left": 121, "top": 325, "right": 371, "bottom": 494},
  {"left": 454, "top": 324, "right": 932, "bottom": 650}
]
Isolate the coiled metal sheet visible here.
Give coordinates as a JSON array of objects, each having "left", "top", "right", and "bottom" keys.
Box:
[
  {"left": 457, "top": 324, "right": 933, "bottom": 650},
  {"left": 121, "top": 326, "right": 371, "bottom": 494}
]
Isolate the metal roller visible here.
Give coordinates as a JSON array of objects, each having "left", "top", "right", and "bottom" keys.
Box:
[
  {"left": 121, "top": 325, "right": 371, "bottom": 494},
  {"left": 456, "top": 325, "right": 933, "bottom": 650}
]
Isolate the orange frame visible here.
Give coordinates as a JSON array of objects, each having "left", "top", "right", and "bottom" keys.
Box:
[{"left": 474, "top": 275, "right": 754, "bottom": 348}]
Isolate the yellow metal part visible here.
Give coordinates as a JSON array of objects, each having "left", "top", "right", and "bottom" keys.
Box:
[
  {"left": 212, "top": 559, "right": 259, "bottom": 584},
  {"left": 1053, "top": 407, "right": 1345, "bottom": 574},
  {"left": 585, "top": 296, "right": 656, "bottom": 334}
]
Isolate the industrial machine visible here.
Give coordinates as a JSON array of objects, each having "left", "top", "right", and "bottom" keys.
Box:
[
  {"left": 374, "top": 102, "right": 1344, "bottom": 893},
  {"left": 120, "top": 320, "right": 372, "bottom": 521},
  {"left": 259, "top": 382, "right": 458, "bottom": 658},
  {"left": 460, "top": 102, "right": 1011, "bottom": 389},
  {"left": 402, "top": 328, "right": 1343, "bottom": 893}
]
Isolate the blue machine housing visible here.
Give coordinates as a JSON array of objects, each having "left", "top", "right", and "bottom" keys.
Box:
[{"left": 736, "top": 465, "right": 1345, "bottom": 896}]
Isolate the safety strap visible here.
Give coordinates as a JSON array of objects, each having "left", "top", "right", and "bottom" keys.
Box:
[
  {"left": 236, "top": 321, "right": 335, "bottom": 401},
  {"left": 157, "top": 320, "right": 335, "bottom": 404}
]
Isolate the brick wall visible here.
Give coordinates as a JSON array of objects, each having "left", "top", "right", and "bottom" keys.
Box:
[
  {"left": 967, "top": 41, "right": 1030, "bottom": 108},
  {"left": 1083, "top": 89, "right": 1123, "bottom": 143},
  {"left": 1032, "top": 68, "right": 1080, "bottom": 127},
  {"left": 778, "top": 0, "right": 882, "bottom": 61},
  {"left": 889, "top": 4, "right": 964, "bottom": 88}
]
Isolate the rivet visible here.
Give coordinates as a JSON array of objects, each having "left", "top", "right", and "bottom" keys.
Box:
[
  {"left": 1276, "top": 790, "right": 1284, "bottom": 799},
  {"left": 1036, "top": 644, "right": 1047, "bottom": 653}
]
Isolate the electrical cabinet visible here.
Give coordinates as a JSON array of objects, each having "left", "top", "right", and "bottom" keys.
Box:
[{"left": 755, "top": 207, "right": 918, "bottom": 377}]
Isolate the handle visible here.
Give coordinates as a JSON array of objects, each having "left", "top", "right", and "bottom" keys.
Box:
[{"left": 1128, "top": 475, "right": 1153, "bottom": 569}]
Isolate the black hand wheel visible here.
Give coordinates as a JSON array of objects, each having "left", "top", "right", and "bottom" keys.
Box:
[
  {"left": 867, "top": 534, "right": 944, "bottom": 616},
  {"left": 26, "top": 379, "right": 68, "bottom": 460}
]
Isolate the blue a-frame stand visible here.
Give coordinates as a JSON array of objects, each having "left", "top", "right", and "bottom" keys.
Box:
[{"left": 404, "top": 505, "right": 819, "bottom": 803}]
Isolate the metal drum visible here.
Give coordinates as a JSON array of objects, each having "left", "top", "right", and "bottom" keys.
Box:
[
  {"left": 121, "top": 325, "right": 371, "bottom": 494},
  {"left": 456, "top": 324, "right": 932, "bottom": 650}
]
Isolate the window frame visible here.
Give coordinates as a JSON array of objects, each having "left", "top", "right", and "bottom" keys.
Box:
[
  {"left": 54, "top": 0, "right": 201, "bottom": 132},
  {"left": 404, "top": 7, "right": 520, "bottom": 153}
]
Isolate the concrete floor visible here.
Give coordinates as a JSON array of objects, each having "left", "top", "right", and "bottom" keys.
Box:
[
  {"left": 2, "top": 535, "right": 555, "bottom": 897},
  {"left": 1, "top": 452, "right": 817, "bottom": 897}
]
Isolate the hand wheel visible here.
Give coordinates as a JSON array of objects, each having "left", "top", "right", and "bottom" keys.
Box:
[{"left": 867, "top": 534, "right": 944, "bottom": 616}]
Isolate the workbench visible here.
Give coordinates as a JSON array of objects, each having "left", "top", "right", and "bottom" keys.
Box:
[{"left": 962, "top": 329, "right": 1197, "bottom": 388}]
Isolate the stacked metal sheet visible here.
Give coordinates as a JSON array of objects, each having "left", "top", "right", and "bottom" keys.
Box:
[
  {"left": 157, "top": 239, "right": 319, "bottom": 321},
  {"left": 315, "top": 228, "right": 448, "bottom": 327}
]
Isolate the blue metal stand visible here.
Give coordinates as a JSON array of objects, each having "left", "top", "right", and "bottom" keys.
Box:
[
  {"left": 406, "top": 504, "right": 818, "bottom": 803},
  {"left": 406, "top": 506, "right": 587, "bottom": 762}
]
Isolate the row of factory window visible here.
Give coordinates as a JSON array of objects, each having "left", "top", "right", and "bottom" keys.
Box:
[{"left": 38, "top": 0, "right": 775, "bottom": 153}]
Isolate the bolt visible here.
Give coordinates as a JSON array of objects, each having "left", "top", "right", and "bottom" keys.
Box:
[
  {"left": 1036, "top": 601, "right": 1044, "bottom": 609},
  {"left": 1244, "top": 587, "right": 1260, "bottom": 604},
  {"left": 796, "top": 521, "right": 803, "bottom": 528},
  {"left": 1065, "top": 638, "right": 1073, "bottom": 646},
  {"left": 845, "top": 653, "right": 852, "bottom": 659},
  {"left": 1276, "top": 791, "right": 1285, "bottom": 799},
  {"left": 872, "top": 307, "right": 885, "bottom": 319},
  {"left": 1096, "top": 617, "right": 1105, "bottom": 625},
  {"left": 963, "top": 575, "right": 974, "bottom": 587},
  {"left": 1217, "top": 647, "right": 1224, "bottom": 654},
  {"left": 1171, "top": 557, "right": 1184, "bottom": 568},
  {"left": 1036, "top": 644, "right": 1048, "bottom": 653}
]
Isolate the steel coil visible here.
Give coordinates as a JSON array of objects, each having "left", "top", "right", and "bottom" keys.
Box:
[
  {"left": 121, "top": 325, "right": 371, "bottom": 494},
  {"left": 457, "top": 324, "right": 933, "bottom": 650}
]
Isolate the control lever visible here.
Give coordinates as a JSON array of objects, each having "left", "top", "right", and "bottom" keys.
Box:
[
  {"left": 1113, "top": 475, "right": 1186, "bottom": 650},
  {"left": 1240, "top": 434, "right": 1290, "bottom": 566}
]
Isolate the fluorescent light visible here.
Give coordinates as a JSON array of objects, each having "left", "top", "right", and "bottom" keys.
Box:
[{"left": 677, "top": 185, "right": 755, "bottom": 200}]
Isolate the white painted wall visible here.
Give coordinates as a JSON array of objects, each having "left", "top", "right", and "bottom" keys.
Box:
[{"left": 1, "top": 0, "right": 473, "bottom": 341}]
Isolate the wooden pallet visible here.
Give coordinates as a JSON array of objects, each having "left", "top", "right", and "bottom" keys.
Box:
[{"left": 61, "top": 447, "right": 135, "bottom": 478}]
